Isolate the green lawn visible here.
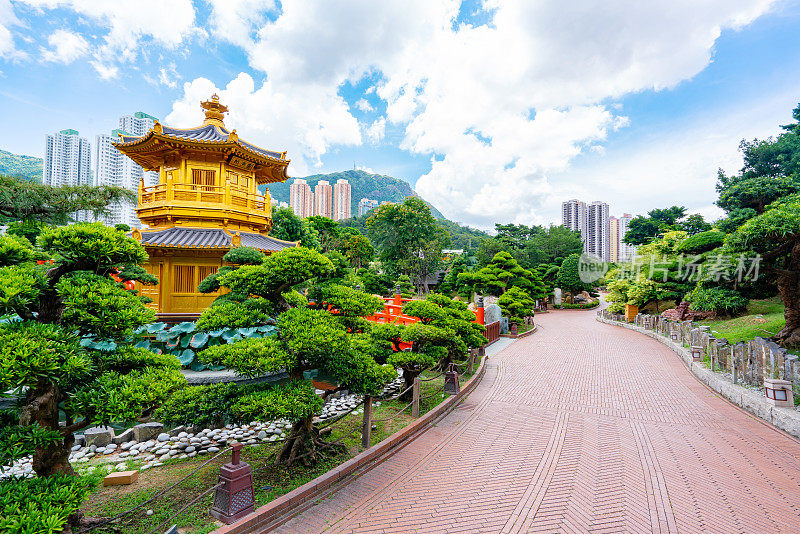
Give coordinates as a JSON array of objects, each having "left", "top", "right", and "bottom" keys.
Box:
[{"left": 698, "top": 297, "right": 785, "bottom": 344}]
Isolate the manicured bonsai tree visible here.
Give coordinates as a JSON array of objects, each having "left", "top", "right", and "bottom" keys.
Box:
[
  {"left": 375, "top": 294, "right": 486, "bottom": 399},
  {"left": 195, "top": 246, "right": 394, "bottom": 465},
  {"left": 727, "top": 194, "right": 800, "bottom": 346},
  {"left": 458, "top": 251, "right": 536, "bottom": 297},
  {"left": 0, "top": 224, "right": 184, "bottom": 478},
  {"left": 498, "top": 286, "right": 535, "bottom": 324}
]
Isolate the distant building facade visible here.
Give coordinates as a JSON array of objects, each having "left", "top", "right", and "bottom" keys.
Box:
[
  {"left": 314, "top": 180, "right": 332, "bottom": 218},
  {"left": 93, "top": 113, "right": 158, "bottom": 229},
  {"left": 561, "top": 199, "right": 587, "bottom": 239},
  {"left": 358, "top": 198, "right": 379, "bottom": 217},
  {"left": 618, "top": 212, "right": 637, "bottom": 261},
  {"left": 587, "top": 201, "right": 610, "bottom": 261},
  {"left": 44, "top": 128, "right": 91, "bottom": 221},
  {"left": 609, "top": 216, "right": 619, "bottom": 262},
  {"left": 289, "top": 179, "right": 313, "bottom": 218},
  {"left": 332, "top": 179, "right": 351, "bottom": 221}
]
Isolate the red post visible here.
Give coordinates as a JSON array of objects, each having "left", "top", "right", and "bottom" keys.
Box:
[{"left": 475, "top": 296, "right": 485, "bottom": 325}]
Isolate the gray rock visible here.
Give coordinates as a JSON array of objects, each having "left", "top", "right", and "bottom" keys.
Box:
[
  {"left": 157, "top": 433, "right": 170, "bottom": 442},
  {"left": 71, "top": 444, "right": 82, "bottom": 452},
  {"left": 121, "top": 441, "right": 135, "bottom": 451},
  {"left": 74, "top": 434, "right": 85, "bottom": 447},
  {"left": 159, "top": 453, "right": 171, "bottom": 461},
  {"left": 112, "top": 428, "right": 134, "bottom": 445},
  {"left": 105, "top": 443, "right": 118, "bottom": 450},
  {"left": 84, "top": 426, "right": 115, "bottom": 448},
  {"left": 168, "top": 425, "right": 186, "bottom": 437},
  {"left": 185, "top": 445, "right": 196, "bottom": 453},
  {"left": 133, "top": 422, "right": 163, "bottom": 443},
  {"left": 207, "top": 446, "right": 220, "bottom": 453}
]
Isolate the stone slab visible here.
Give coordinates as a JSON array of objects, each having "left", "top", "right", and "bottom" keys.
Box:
[{"left": 103, "top": 470, "right": 139, "bottom": 486}]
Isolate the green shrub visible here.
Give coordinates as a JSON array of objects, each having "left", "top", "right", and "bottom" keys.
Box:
[
  {"left": 0, "top": 474, "right": 96, "bottom": 533},
  {"left": 553, "top": 301, "right": 599, "bottom": 310},
  {"left": 687, "top": 285, "right": 748, "bottom": 315},
  {"left": 676, "top": 230, "right": 725, "bottom": 254},
  {"left": 155, "top": 382, "right": 267, "bottom": 428}
]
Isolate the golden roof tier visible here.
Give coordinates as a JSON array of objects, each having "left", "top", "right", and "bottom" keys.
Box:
[{"left": 114, "top": 95, "right": 290, "bottom": 233}]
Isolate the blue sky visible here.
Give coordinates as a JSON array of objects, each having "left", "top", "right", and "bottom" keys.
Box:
[{"left": 1, "top": 0, "right": 798, "bottom": 229}]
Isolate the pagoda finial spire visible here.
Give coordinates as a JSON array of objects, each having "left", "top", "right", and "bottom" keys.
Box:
[{"left": 201, "top": 94, "right": 228, "bottom": 127}]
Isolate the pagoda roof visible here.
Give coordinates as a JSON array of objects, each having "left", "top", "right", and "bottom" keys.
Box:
[
  {"left": 137, "top": 226, "right": 297, "bottom": 252},
  {"left": 114, "top": 123, "right": 290, "bottom": 183}
]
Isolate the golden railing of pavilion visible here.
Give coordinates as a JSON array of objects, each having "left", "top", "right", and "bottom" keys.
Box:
[{"left": 138, "top": 181, "right": 270, "bottom": 214}]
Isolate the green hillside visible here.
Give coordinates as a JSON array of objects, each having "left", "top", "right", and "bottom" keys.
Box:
[
  {"left": 264, "top": 169, "right": 445, "bottom": 219},
  {"left": 0, "top": 149, "right": 42, "bottom": 181}
]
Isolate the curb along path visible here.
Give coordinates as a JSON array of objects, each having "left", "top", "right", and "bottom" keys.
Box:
[{"left": 273, "top": 309, "right": 800, "bottom": 533}]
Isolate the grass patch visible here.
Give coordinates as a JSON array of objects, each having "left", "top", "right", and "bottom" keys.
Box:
[
  {"left": 698, "top": 296, "right": 785, "bottom": 344},
  {"left": 79, "top": 367, "right": 470, "bottom": 534}
]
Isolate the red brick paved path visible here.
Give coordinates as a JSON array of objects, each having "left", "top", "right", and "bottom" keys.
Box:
[{"left": 277, "top": 309, "right": 800, "bottom": 533}]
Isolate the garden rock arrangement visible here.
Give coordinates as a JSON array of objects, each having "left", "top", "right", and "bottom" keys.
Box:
[{"left": 0, "top": 376, "right": 405, "bottom": 480}]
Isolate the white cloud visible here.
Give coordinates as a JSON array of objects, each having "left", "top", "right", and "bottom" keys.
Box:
[
  {"left": 41, "top": 29, "right": 88, "bottom": 63},
  {"left": 355, "top": 98, "right": 374, "bottom": 112},
  {"left": 201, "top": 0, "right": 776, "bottom": 228},
  {"left": 158, "top": 62, "right": 181, "bottom": 89},
  {"left": 364, "top": 117, "right": 385, "bottom": 144},
  {"left": 20, "top": 0, "right": 197, "bottom": 74},
  {"left": 166, "top": 73, "right": 362, "bottom": 176},
  {"left": 90, "top": 60, "right": 118, "bottom": 80},
  {"left": 0, "top": 0, "right": 24, "bottom": 59}
]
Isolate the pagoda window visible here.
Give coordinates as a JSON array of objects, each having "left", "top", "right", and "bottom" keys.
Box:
[
  {"left": 173, "top": 265, "right": 196, "bottom": 293},
  {"left": 191, "top": 168, "right": 216, "bottom": 190}
]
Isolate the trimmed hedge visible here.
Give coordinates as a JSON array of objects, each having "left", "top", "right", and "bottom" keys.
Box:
[
  {"left": 554, "top": 301, "right": 600, "bottom": 310},
  {"left": 0, "top": 474, "right": 97, "bottom": 533}
]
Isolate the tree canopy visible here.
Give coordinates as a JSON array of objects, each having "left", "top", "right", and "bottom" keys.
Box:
[{"left": 0, "top": 224, "right": 184, "bottom": 482}]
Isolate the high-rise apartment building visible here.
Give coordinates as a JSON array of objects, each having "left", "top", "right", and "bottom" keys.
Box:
[
  {"left": 609, "top": 216, "right": 619, "bottom": 262},
  {"left": 332, "top": 179, "right": 352, "bottom": 221},
  {"left": 561, "top": 199, "right": 588, "bottom": 239},
  {"left": 289, "top": 179, "right": 313, "bottom": 218},
  {"left": 358, "top": 198, "right": 379, "bottom": 217},
  {"left": 94, "top": 112, "right": 158, "bottom": 229},
  {"left": 314, "top": 180, "right": 332, "bottom": 218},
  {"left": 44, "top": 129, "right": 91, "bottom": 187},
  {"left": 45, "top": 128, "right": 92, "bottom": 221},
  {"left": 618, "top": 213, "right": 637, "bottom": 261},
  {"left": 587, "top": 201, "right": 610, "bottom": 261}
]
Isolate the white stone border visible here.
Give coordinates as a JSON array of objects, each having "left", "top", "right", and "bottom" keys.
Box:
[{"left": 597, "top": 316, "right": 800, "bottom": 439}]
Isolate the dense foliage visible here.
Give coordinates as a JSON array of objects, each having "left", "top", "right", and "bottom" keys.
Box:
[
  {"left": 0, "top": 224, "right": 184, "bottom": 487},
  {"left": 0, "top": 473, "right": 96, "bottom": 534},
  {"left": 189, "top": 246, "right": 395, "bottom": 464},
  {"left": 367, "top": 197, "right": 450, "bottom": 291}
]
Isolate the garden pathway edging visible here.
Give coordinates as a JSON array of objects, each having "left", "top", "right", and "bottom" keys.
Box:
[{"left": 597, "top": 316, "right": 800, "bottom": 440}]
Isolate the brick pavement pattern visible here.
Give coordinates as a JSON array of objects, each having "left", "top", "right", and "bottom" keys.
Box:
[{"left": 276, "top": 309, "right": 800, "bottom": 533}]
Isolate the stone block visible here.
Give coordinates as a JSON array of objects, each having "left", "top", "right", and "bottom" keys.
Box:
[
  {"left": 771, "top": 407, "right": 800, "bottom": 439},
  {"left": 112, "top": 428, "right": 134, "bottom": 445},
  {"left": 484, "top": 303, "right": 502, "bottom": 325},
  {"left": 103, "top": 470, "right": 139, "bottom": 486},
  {"left": 84, "top": 426, "right": 115, "bottom": 448},
  {"left": 133, "top": 422, "right": 163, "bottom": 442},
  {"left": 741, "top": 392, "right": 772, "bottom": 422}
]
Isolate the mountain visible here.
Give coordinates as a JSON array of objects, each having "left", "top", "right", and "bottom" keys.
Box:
[
  {"left": 264, "top": 169, "right": 445, "bottom": 219},
  {"left": 0, "top": 150, "right": 43, "bottom": 181}
]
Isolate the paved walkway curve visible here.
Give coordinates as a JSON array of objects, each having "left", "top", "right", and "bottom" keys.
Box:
[{"left": 277, "top": 308, "right": 800, "bottom": 533}]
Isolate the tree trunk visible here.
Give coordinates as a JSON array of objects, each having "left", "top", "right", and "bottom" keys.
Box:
[
  {"left": 774, "top": 243, "right": 800, "bottom": 347},
  {"left": 20, "top": 383, "right": 74, "bottom": 477},
  {"left": 399, "top": 368, "right": 419, "bottom": 402},
  {"left": 274, "top": 416, "right": 344, "bottom": 466}
]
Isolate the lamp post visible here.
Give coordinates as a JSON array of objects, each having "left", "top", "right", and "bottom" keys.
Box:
[{"left": 210, "top": 443, "right": 255, "bottom": 524}]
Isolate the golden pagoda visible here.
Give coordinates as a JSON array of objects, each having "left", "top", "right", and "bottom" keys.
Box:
[{"left": 114, "top": 95, "right": 297, "bottom": 317}]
